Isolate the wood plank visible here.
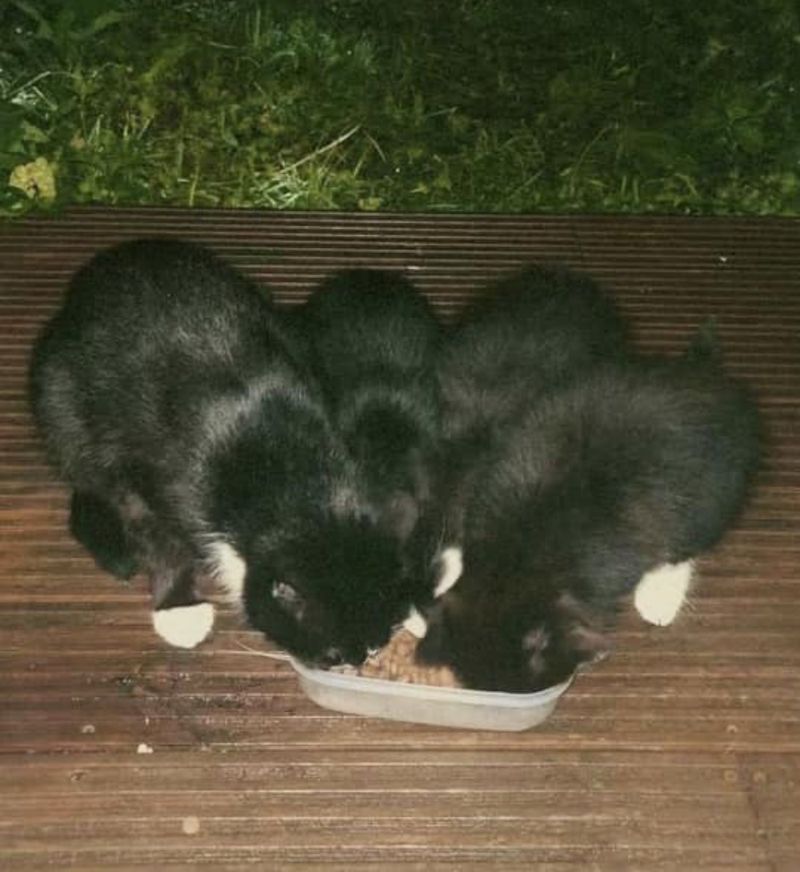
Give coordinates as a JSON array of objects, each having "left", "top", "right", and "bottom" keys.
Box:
[{"left": 1, "top": 208, "right": 799, "bottom": 869}]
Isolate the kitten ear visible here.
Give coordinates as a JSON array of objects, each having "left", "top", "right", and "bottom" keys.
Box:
[
  {"left": 555, "top": 593, "right": 611, "bottom": 665},
  {"left": 271, "top": 581, "right": 306, "bottom": 621}
]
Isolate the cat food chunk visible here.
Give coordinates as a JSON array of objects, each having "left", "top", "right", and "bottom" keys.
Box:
[{"left": 356, "top": 629, "right": 461, "bottom": 687}]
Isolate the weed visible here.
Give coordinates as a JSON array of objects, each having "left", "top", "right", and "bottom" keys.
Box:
[{"left": 1, "top": 0, "right": 798, "bottom": 216}]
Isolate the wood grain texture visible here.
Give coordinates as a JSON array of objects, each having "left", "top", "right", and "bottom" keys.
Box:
[{"left": 1, "top": 208, "right": 798, "bottom": 870}]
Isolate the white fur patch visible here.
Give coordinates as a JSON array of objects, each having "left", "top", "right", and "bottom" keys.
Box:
[
  {"left": 401, "top": 547, "right": 465, "bottom": 639},
  {"left": 434, "top": 546, "right": 463, "bottom": 597},
  {"left": 152, "top": 603, "right": 215, "bottom": 648},
  {"left": 206, "top": 540, "right": 246, "bottom": 602},
  {"left": 403, "top": 606, "right": 428, "bottom": 638},
  {"left": 634, "top": 560, "right": 694, "bottom": 626}
]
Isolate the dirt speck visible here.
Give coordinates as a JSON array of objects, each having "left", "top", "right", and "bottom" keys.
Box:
[{"left": 182, "top": 816, "right": 200, "bottom": 835}]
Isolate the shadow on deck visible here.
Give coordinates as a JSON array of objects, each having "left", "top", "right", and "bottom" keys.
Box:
[{"left": 1, "top": 209, "right": 798, "bottom": 870}]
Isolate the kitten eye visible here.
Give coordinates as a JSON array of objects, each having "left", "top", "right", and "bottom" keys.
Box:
[
  {"left": 522, "top": 626, "right": 549, "bottom": 654},
  {"left": 271, "top": 581, "right": 306, "bottom": 621},
  {"left": 271, "top": 581, "right": 295, "bottom": 600}
]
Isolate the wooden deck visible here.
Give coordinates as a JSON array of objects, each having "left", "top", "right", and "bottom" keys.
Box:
[{"left": 1, "top": 208, "right": 799, "bottom": 870}]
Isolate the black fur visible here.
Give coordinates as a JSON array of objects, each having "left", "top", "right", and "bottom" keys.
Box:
[
  {"left": 29, "top": 239, "right": 416, "bottom": 664},
  {"left": 69, "top": 491, "right": 140, "bottom": 580},
  {"left": 432, "top": 264, "right": 630, "bottom": 561},
  {"left": 437, "top": 265, "right": 630, "bottom": 446},
  {"left": 301, "top": 268, "right": 443, "bottom": 553},
  {"left": 418, "top": 268, "right": 761, "bottom": 692}
]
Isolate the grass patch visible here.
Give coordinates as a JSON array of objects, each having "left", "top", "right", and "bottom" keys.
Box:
[{"left": 1, "top": 0, "right": 798, "bottom": 216}]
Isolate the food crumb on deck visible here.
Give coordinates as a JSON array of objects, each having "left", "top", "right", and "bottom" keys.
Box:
[{"left": 182, "top": 816, "right": 200, "bottom": 835}]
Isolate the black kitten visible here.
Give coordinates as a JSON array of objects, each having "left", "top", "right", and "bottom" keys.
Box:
[
  {"left": 426, "top": 265, "right": 631, "bottom": 603},
  {"left": 437, "top": 265, "right": 630, "bottom": 448},
  {"left": 29, "top": 239, "right": 413, "bottom": 664},
  {"left": 302, "top": 268, "right": 443, "bottom": 554},
  {"left": 418, "top": 331, "right": 761, "bottom": 692}
]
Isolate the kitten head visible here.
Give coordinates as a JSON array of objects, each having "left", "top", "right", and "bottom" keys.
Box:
[
  {"left": 243, "top": 515, "right": 418, "bottom": 667},
  {"left": 416, "top": 582, "right": 610, "bottom": 692}
]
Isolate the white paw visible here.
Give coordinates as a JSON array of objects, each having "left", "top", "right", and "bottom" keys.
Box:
[
  {"left": 403, "top": 606, "right": 428, "bottom": 638},
  {"left": 434, "top": 546, "right": 463, "bottom": 597},
  {"left": 152, "top": 602, "right": 215, "bottom": 648},
  {"left": 403, "top": 546, "right": 464, "bottom": 640},
  {"left": 634, "top": 561, "right": 694, "bottom": 626}
]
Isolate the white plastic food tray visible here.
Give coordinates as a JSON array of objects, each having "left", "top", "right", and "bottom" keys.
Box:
[{"left": 291, "top": 658, "right": 573, "bottom": 731}]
